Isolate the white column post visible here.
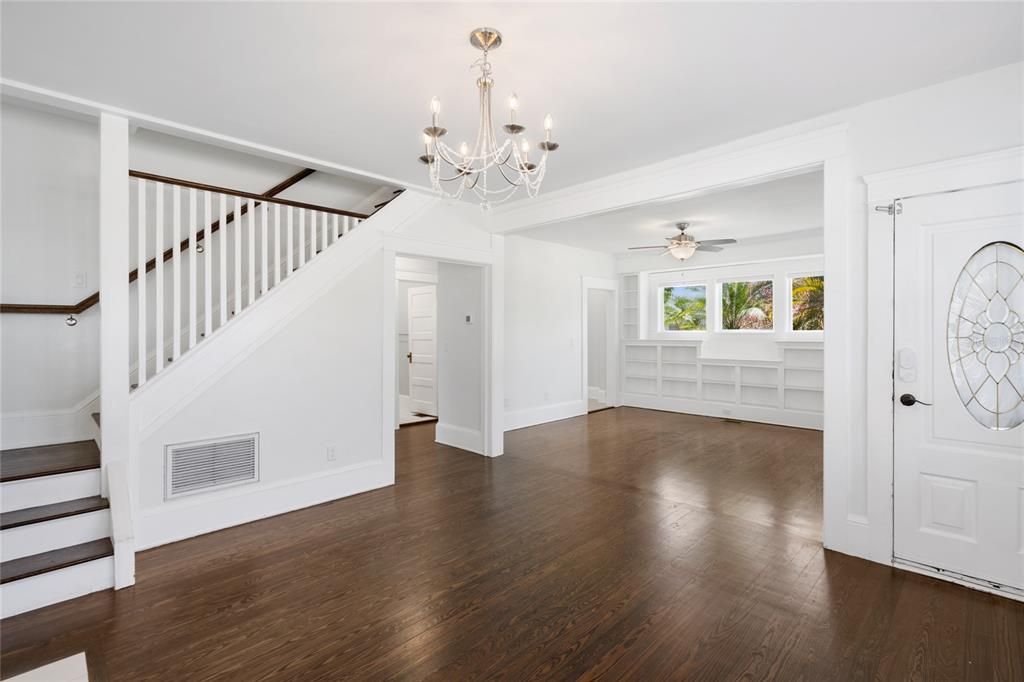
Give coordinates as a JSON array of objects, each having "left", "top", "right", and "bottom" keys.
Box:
[
  {"left": 99, "top": 113, "right": 136, "bottom": 589},
  {"left": 99, "top": 113, "right": 131, "bottom": 477}
]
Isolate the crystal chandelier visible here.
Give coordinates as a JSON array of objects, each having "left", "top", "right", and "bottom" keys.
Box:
[{"left": 419, "top": 27, "right": 559, "bottom": 209}]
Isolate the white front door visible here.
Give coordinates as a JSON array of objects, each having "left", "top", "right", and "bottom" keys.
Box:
[
  {"left": 893, "top": 182, "right": 1024, "bottom": 593},
  {"left": 407, "top": 284, "right": 437, "bottom": 416}
]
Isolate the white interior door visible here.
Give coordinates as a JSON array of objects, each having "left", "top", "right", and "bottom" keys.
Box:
[
  {"left": 893, "top": 182, "right": 1024, "bottom": 593},
  {"left": 407, "top": 284, "right": 437, "bottom": 416}
]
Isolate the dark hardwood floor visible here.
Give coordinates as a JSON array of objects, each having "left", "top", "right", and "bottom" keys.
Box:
[{"left": 1, "top": 408, "right": 1021, "bottom": 680}]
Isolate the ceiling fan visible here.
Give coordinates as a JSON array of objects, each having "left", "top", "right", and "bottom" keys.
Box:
[{"left": 627, "top": 222, "right": 737, "bottom": 260}]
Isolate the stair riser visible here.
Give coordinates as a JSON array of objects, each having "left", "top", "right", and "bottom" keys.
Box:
[
  {"left": 2, "top": 510, "right": 111, "bottom": 561},
  {"left": 0, "top": 556, "right": 113, "bottom": 619},
  {"left": 1, "top": 470, "right": 101, "bottom": 512}
]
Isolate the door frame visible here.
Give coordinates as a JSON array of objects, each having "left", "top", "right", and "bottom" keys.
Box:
[
  {"left": 581, "top": 276, "right": 620, "bottom": 409},
  {"left": 864, "top": 146, "right": 1024, "bottom": 580},
  {"left": 386, "top": 236, "right": 504, "bottom": 458}
]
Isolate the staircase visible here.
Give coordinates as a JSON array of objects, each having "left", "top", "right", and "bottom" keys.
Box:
[
  {"left": 0, "top": 133, "right": 412, "bottom": 618},
  {"left": 1, "top": 433, "right": 114, "bottom": 618}
]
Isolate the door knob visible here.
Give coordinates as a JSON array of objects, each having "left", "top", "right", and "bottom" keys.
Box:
[
  {"left": 407, "top": 352, "right": 413, "bottom": 363},
  {"left": 899, "top": 393, "right": 932, "bottom": 407}
]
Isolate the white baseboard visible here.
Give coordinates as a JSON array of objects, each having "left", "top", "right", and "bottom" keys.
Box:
[
  {"left": 504, "top": 399, "right": 587, "bottom": 431},
  {"left": 135, "top": 458, "right": 392, "bottom": 550},
  {"left": 434, "top": 422, "right": 485, "bottom": 455},
  {"left": 1, "top": 394, "right": 100, "bottom": 450},
  {"left": 0, "top": 556, "right": 113, "bottom": 619},
  {"left": 587, "top": 387, "right": 606, "bottom": 402}
]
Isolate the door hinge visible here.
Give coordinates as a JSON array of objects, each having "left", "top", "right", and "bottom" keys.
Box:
[{"left": 874, "top": 200, "right": 903, "bottom": 216}]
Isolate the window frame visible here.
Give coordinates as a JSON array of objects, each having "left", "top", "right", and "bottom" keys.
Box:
[
  {"left": 657, "top": 282, "right": 709, "bottom": 334},
  {"left": 716, "top": 276, "right": 776, "bottom": 333},
  {"left": 787, "top": 271, "right": 825, "bottom": 335}
]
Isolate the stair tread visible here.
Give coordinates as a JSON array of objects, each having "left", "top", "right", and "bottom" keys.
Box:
[
  {"left": 0, "top": 441, "right": 101, "bottom": 482},
  {"left": 0, "top": 538, "right": 113, "bottom": 584},
  {"left": 1, "top": 496, "right": 109, "bottom": 530}
]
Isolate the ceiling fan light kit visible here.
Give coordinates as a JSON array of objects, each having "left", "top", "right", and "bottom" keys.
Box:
[
  {"left": 628, "top": 222, "right": 738, "bottom": 260},
  {"left": 419, "top": 27, "right": 559, "bottom": 209}
]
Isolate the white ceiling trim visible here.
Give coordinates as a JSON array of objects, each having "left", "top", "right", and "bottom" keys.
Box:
[
  {"left": 485, "top": 123, "right": 847, "bottom": 235},
  {"left": 0, "top": 78, "right": 425, "bottom": 192}
]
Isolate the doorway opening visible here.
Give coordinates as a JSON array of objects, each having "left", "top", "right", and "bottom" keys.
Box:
[
  {"left": 583, "top": 283, "right": 617, "bottom": 412},
  {"left": 394, "top": 255, "right": 490, "bottom": 455}
]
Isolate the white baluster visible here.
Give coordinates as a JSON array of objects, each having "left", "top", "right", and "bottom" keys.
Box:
[
  {"left": 203, "top": 191, "right": 213, "bottom": 339},
  {"left": 273, "top": 203, "right": 281, "bottom": 286},
  {"left": 332, "top": 214, "right": 339, "bottom": 244},
  {"left": 233, "top": 196, "right": 242, "bottom": 316},
  {"left": 154, "top": 183, "right": 164, "bottom": 374},
  {"left": 247, "top": 199, "right": 256, "bottom": 306},
  {"left": 343, "top": 216, "right": 351, "bottom": 236},
  {"left": 320, "top": 211, "right": 328, "bottom": 252},
  {"left": 260, "top": 201, "right": 269, "bottom": 295},
  {"left": 188, "top": 187, "right": 197, "bottom": 350},
  {"left": 136, "top": 178, "right": 147, "bottom": 386},
  {"left": 298, "top": 208, "right": 306, "bottom": 268},
  {"left": 286, "top": 207, "right": 294, "bottom": 277},
  {"left": 172, "top": 185, "right": 182, "bottom": 360},
  {"left": 219, "top": 194, "right": 228, "bottom": 328}
]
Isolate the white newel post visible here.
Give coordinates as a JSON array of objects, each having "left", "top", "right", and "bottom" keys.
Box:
[{"left": 99, "top": 113, "right": 136, "bottom": 589}]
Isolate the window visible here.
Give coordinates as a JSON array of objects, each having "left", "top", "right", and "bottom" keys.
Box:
[
  {"left": 720, "top": 280, "right": 773, "bottom": 330},
  {"left": 661, "top": 285, "right": 706, "bottom": 331},
  {"left": 791, "top": 275, "right": 825, "bottom": 331}
]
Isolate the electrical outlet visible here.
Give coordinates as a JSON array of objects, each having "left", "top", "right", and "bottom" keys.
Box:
[
  {"left": 326, "top": 445, "right": 337, "bottom": 462},
  {"left": 465, "top": 314, "right": 473, "bottom": 324},
  {"left": 73, "top": 272, "right": 87, "bottom": 289}
]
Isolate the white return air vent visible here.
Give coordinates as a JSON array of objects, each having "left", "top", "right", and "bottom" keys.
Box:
[{"left": 165, "top": 433, "right": 259, "bottom": 499}]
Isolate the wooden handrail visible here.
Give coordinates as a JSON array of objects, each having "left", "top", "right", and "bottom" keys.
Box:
[
  {"left": 1, "top": 167, "right": 348, "bottom": 315},
  {"left": 128, "top": 170, "right": 371, "bottom": 220}
]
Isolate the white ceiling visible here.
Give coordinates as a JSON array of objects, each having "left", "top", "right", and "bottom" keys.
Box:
[
  {"left": 517, "top": 170, "right": 824, "bottom": 253},
  {"left": 2, "top": 3, "right": 1021, "bottom": 193}
]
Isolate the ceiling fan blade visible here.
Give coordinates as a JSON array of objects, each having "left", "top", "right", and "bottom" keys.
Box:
[
  {"left": 628, "top": 245, "right": 667, "bottom": 250},
  {"left": 697, "top": 239, "right": 737, "bottom": 246},
  {"left": 695, "top": 244, "right": 724, "bottom": 252}
]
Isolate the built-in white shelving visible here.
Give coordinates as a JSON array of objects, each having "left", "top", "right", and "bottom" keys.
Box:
[
  {"left": 620, "top": 340, "right": 824, "bottom": 429},
  {"left": 621, "top": 274, "right": 640, "bottom": 341}
]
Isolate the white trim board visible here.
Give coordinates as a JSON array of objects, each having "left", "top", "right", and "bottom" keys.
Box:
[
  {"left": 505, "top": 400, "right": 587, "bottom": 432},
  {"left": 435, "top": 423, "right": 484, "bottom": 454},
  {"left": 135, "top": 458, "right": 391, "bottom": 550}
]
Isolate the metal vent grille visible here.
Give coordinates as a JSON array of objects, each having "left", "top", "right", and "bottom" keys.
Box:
[{"left": 165, "top": 433, "right": 259, "bottom": 499}]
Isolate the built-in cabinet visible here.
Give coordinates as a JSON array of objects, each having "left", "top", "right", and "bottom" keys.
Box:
[{"left": 621, "top": 340, "right": 824, "bottom": 429}]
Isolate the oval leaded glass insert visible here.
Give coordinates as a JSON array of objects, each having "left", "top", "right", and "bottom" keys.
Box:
[{"left": 947, "top": 241, "right": 1024, "bottom": 430}]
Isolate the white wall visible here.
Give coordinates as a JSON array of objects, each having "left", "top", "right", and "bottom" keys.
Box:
[
  {"left": 135, "top": 253, "right": 390, "bottom": 548},
  {"left": 504, "top": 236, "right": 616, "bottom": 429},
  {"left": 435, "top": 262, "right": 484, "bottom": 452},
  {"left": 586, "top": 289, "right": 609, "bottom": 392},
  {"left": 1, "top": 104, "right": 102, "bottom": 447}
]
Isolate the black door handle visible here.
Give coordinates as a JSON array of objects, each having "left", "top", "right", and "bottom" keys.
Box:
[{"left": 899, "top": 393, "right": 932, "bottom": 407}]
